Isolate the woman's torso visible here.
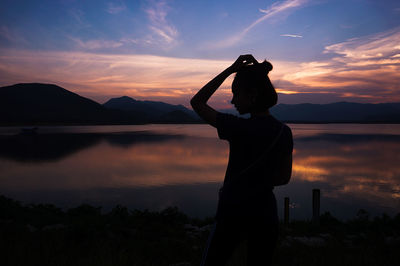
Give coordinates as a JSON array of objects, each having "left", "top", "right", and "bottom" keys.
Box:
[{"left": 215, "top": 113, "right": 293, "bottom": 222}]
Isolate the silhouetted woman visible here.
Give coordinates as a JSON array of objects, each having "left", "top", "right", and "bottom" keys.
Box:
[{"left": 191, "top": 54, "right": 293, "bottom": 266}]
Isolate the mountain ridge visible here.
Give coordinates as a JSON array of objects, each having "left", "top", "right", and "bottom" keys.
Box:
[
  {"left": 103, "top": 95, "right": 198, "bottom": 122},
  {"left": 0, "top": 83, "right": 140, "bottom": 125},
  {"left": 0, "top": 83, "right": 199, "bottom": 125},
  {"left": 1, "top": 83, "right": 400, "bottom": 125},
  {"left": 270, "top": 101, "right": 400, "bottom": 123}
]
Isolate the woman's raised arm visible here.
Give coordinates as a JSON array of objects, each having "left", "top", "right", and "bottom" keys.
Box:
[
  {"left": 190, "top": 54, "right": 257, "bottom": 127},
  {"left": 190, "top": 67, "right": 232, "bottom": 127}
]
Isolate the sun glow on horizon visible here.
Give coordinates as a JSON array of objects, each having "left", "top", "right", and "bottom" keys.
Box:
[{"left": 1, "top": 11, "right": 400, "bottom": 107}]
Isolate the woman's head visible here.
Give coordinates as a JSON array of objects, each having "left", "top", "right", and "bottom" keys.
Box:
[{"left": 231, "top": 60, "right": 277, "bottom": 114}]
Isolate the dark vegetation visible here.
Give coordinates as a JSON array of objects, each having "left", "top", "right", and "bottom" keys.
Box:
[{"left": 1, "top": 195, "right": 399, "bottom": 266}]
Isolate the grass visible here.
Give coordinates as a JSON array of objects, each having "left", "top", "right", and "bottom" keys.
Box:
[{"left": 1, "top": 195, "right": 399, "bottom": 266}]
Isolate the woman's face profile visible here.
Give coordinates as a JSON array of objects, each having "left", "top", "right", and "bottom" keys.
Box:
[{"left": 231, "top": 82, "right": 253, "bottom": 115}]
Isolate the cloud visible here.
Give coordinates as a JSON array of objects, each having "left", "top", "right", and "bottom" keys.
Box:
[
  {"left": 1, "top": 28, "right": 399, "bottom": 107},
  {"left": 209, "top": 0, "right": 307, "bottom": 48},
  {"left": 324, "top": 27, "right": 400, "bottom": 59},
  {"left": 252, "top": 0, "right": 307, "bottom": 32},
  {"left": 281, "top": 34, "right": 303, "bottom": 38},
  {"left": 68, "top": 36, "right": 141, "bottom": 51},
  {"left": 145, "top": 0, "right": 178, "bottom": 46},
  {"left": 0, "top": 49, "right": 232, "bottom": 105},
  {"left": 69, "top": 8, "right": 91, "bottom": 29},
  {"left": 280, "top": 27, "right": 400, "bottom": 102},
  {"left": 0, "top": 26, "right": 28, "bottom": 44},
  {"left": 106, "top": 1, "right": 127, "bottom": 14},
  {"left": 70, "top": 37, "right": 124, "bottom": 50},
  {"left": 258, "top": 0, "right": 306, "bottom": 16}
]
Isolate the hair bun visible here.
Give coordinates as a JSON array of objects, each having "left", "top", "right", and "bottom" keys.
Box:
[{"left": 261, "top": 60, "right": 273, "bottom": 73}]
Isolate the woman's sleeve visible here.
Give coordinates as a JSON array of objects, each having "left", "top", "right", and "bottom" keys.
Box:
[{"left": 216, "top": 112, "right": 245, "bottom": 140}]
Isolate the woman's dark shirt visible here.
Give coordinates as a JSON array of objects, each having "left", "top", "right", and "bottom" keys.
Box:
[{"left": 215, "top": 112, "right": 293, "bottom": 223}]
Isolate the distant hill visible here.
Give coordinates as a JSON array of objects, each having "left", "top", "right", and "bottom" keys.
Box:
[
  {"left": 156, "top": 110, "right": 198, "bottom": 123},
  {"left": 2, "top": 83, "right": 400, "bottom": 125},
  {"left": 103, "top": 96, "right": 199, "bottom": 123},
  {"left": 0, "top": 83, "right": 139, "bottom": 125},
  {"left": 270, "top": 102, "right": 400, "bottom": 123},
  {"left": 221, "top": 102, "right": 400, "bottom": 123},
  {"left": 0, "top": 83, "right": 199, "bottom": 125}
]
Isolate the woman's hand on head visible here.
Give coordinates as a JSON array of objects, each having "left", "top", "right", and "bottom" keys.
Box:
[
  {"left": 228, "top": 54, "right": 258, "bottom": 73},
  {"left": 190, "top": 54, "right": 258, "bottom": 127}
]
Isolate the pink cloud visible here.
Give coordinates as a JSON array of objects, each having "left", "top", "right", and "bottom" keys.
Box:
[
  {"left": 279, "top": 27, "right": 400, "bottom": 103},
  {"left": 1, "top": 27, "right": 399, "bottom": 108}
]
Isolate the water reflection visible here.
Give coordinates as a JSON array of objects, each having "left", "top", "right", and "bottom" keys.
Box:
[
  {"left": 284, "top": 133, "right": 400, "bottom": 219},
  {"left": 0, "top": 133, "right": 228, "bottom": 189},
  {"left": 0, "top": 125, "right": 399, "bottom": 220},
  {"left": 0, "top": 134, "right": 101, "bottom": 162},
  {"left": 0, "top": 132, "right": 184, "bottom": 162}
]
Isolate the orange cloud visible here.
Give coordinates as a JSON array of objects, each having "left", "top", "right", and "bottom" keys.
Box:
[
  {"left": 281, "top": 27, "right": 400, "bottom": 102},
  {"left": 0, "top": 27, "right": 399, "bottom": 106},
  {"left": 0, "top": 49, "right": 234, "bottom": 105}
]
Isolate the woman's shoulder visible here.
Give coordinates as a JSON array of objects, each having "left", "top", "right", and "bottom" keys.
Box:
[
  {"left": 216, "top": 112, "right": 251, "bottom": 126},
  {"left": 216, "top": 112, "right": 291, "bottom": 138}
]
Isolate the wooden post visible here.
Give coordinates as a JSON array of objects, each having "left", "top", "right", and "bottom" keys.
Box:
[
  {"left": 312, "top": 189, "right": 320, "bottom": 226},
  {"left": 284, "top": 197, "right": 289, "bottom": 226}
]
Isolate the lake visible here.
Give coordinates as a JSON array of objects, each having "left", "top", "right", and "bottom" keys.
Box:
[{"left": 1, "top": 124, "right": 399, "bottom": 220}]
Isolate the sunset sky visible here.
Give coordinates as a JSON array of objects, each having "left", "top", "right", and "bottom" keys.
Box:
[{"left": 0, "top": 0, "right": 399, "bottom": 109}]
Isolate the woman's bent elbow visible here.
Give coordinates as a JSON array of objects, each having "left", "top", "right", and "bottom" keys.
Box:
[
  {"left": 190, "top": 98, "right": 197, "bottom": 108},
  {"left": 190, "top": 98, "right": 202, "bottom": 112}
]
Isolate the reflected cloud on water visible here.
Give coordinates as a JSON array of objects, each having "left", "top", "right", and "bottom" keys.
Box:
[
  {"left": 0, "top": 132, "right": 184, "bottom": 162},
  {"left": 0, "top": 126, "right": 399, "bottom": 219},
  {"left": 283, "top": 133, "right": 400, "bottom": 219},
  {"left": 0, "top": 132, "right": 228, "bottom": 190}
]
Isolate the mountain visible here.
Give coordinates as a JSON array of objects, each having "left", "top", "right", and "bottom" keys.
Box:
[
  {"left": 0, "top": 83, "right": 139, "bottom": 125},
  {"left": 220, "top": 102, "right": 400, "bottom": 123},
  {"left": 0, "top": 83, "right": 199, "bottom": 125},
  {"left": 103, "top": 96, "right": 199, "bottom": 123},
  {"left": 270, "top": 102, "right": 400, "bottom": 123},
  {"left": 2, "top": 83, "right": 400, "bottom": 125},
  {"left": 156, "top": 110, "right": 199, "bottom": 123}
]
